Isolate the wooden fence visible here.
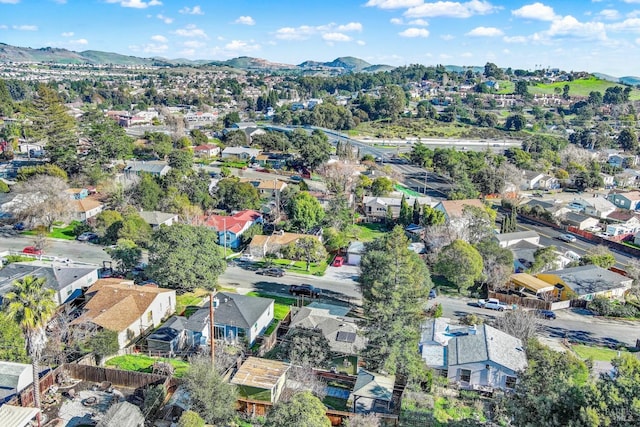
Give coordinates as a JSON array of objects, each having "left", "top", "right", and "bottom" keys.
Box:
[
  {"left": 63, "top": 364, "right": 168, "bottom": 390},
  {"left": 9, "top": 366, "right": 61, "bottom": 408}
]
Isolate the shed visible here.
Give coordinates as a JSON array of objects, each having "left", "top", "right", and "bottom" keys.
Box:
[
  {"left": 230, "top": 357, "right": 290, "bottom": 403},
  {"left": 346, "top": 241, "right": 366, "bottom": 266},
  {"left": 510, "top": 273, "right": 556, "bottom": 297},
  {"left": 0, "top": 361, "right": 33, "bottom": 403},
  {"left": 349, "top": 368, "right": 395, "bottom": 414},
  {"left": 0, "top": 405, "right": 39, "bottom": 427}
]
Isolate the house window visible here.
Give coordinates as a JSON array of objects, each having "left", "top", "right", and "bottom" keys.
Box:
[
  {"left": 460, "top": 369, "right": 471, "bottom": 383},
  {"left": 505, "top": 376, "right": 517, "bottom": 389},
  {"left": 237, "top": 329, "right": 246, "bottom": 338},
  {"left": 214, "top": 326, "right": 225, "bottom": 340},
  {"left": 253, "top": 322, "right": 258, "bottom": 331},
  {"left": 147, "top": 311, "right": 153, "bottom": 323}
]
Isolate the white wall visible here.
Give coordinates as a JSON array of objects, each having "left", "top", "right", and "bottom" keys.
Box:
[
  {"left": 249, "top": 300, "right": 274, "bottom": 344},
  {"left": 448, "top": 361, "right": 518, "bottom": 390},
  {"left": 57, "top": 269, "right": 98, "bottom": 305}
]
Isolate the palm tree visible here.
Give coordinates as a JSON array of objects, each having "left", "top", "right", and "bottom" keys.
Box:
[{"left": 4, "top": 275, "right": 56, "bottom": 410}]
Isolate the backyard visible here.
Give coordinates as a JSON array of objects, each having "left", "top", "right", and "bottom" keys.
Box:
[
  {"left": 175, "top": 288, "right": 208, "bottom": 316},
  {"left": 105, "top": 354, "right": 189, "bottom": 378},
  {"left": 348, "top": 223, "right": 387, "bottom": 242},
  {"left": 23, "top": 221, "right": 81, "bottom": 240}
]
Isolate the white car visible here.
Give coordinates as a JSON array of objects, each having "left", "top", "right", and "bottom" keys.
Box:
[
  {"left": 239, "top": 253, "right": 255, "bottom": 262},
  {"left": 557, "top": 233, "right": 577, "bottom": 243}
]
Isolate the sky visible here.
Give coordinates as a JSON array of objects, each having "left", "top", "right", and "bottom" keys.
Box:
[{"left": 2, "top": 1, "right": 640, "bottom": 76}]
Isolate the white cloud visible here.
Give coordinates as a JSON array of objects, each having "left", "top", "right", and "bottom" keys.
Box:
[
  {"left": 322, "top": 32, "right": 352, "bottom": 42},
  {"left": 398, "top": 27, "right": 430, "bottom": 37},
  {"left": 365, "top": 0, "right": 423, "bottom": 9},
  {"left": 61, "top": 31, "right": 74, "bottom": 37},
  {"left": 68, "top": 38, "right": 88, "bottom": 45},
  {"left": 408, "top": 18, "right": 429, "bottom": 26},
  {"left": 130, "top": 42, "right": 168, "bottom": 53},
  {"left": 390, "top": 18, "right": 403, "bottom": 25},
  {"left": 234, "top": 16, "right": 255, "bottom": 25},
  {"left": 512, "top": 2, "right": 556, "bottom": 21},
  {"left": 156, "top": 14, "right": 173, "bottom": 24},
  {"left": 12, "top": 25, "right": 37, "bottom": 31},
  {"left": 405, "top": 0, "right": 498, "bottom": 18},
  {"left": 461, "top": 52, "right": 473, "bottom": 57},
  {"left": 466, "top": 26, "right": 503, "bottom": 37},
  {"left": 0, "top": 0, "right": 21, "bottom": 3},
  {"left": 336, "top": 22, "right": 363, "bottom": 32},
  {"left": 179, "top": 5, "right": 203, "bottom": 15},
  {"left": 622, "top": 0, "right": 640, "bottom": 3},
  {"left": 174, "top": 24, "right": 208, "bottom": 38},
  {"left": 151, "top": 34, "right": 167, "bottom": 42},
  {"left": 357, "top": 40, "right": 366, "bottom": 45},
  {"left": 275, "top": 22, "right": 362, "bottom": 41},
  {"left": 105, "top": 0, "right": 161, "bottom": 9},
  {"left": 598, "top": 9, "right": 621, "bottom": 20},
  {"left": 440, "top": 34, "right": 455, "bottom": 40},
  {"left": 223, "top": 39, "right": 260, "bottom": 52},
  {"left": 545, "top": 15, "right": 607, "bottom": 40},
  {"left": 0, "top": 25, "right": 7, "bottom": 30},
  {"left": 608, "top": 18, "right": 640, "bottom": 32},
  {"left": 440, "top": 53, "right": 452, "bottom": 59}
]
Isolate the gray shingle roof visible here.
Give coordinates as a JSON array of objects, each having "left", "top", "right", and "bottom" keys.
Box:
[
  {"left": 289, "top": 307, "right": 366, "bottom": 355},
  {"left": 0, "top": 262, "right": 97, "bottom": 296},
  {"left": 351, "top": 368, "right": 395, "bottom": 401},
  {"left": 138, "top": 210, "right": 177, "bottom": 226},
  {"left": 188, "top": 292, "right": 273, "bottom": 330},
  {"left": 447, "top": 324, "right": 527, "bottom": 372},
  {"left": 495, "top": 231, "right": 539, "bottom": 243},
  {"left": 125, "top": 161, "right": 170, "bottom": 174},
  {"left": 146, "top": 316, "right": 187, "bottom": 343},
  {"left": 0, "top": 362, "right": 30, "bottom": 390}
]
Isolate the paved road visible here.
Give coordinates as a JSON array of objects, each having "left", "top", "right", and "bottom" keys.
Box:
[
  {"left": 0, "top": 234, "right": 110, "bottom": 265},
  {"left": 432, "top": 294, "right": 640, "bottom": 347},
  {"left": 515, "top": 217, "right": 636, "bottom": 269}
]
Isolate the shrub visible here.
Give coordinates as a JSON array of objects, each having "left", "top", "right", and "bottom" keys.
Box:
[{"left": 178, "top": 410, "right": 205, "bottom": 427}]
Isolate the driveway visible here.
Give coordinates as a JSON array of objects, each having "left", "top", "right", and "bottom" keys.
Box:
[{"left": 323, "top": 264, "right": 360, "bottom": 285}]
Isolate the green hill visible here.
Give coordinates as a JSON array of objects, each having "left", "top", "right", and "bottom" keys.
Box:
[
  {"left": 323, "top": 56, "right": 372, "bottom": 71},
  {"left": 528, "top": 77, "right": 640, "bottom": 100}
]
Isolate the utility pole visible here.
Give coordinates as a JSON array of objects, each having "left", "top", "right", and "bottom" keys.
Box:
[
  {"left": 209, "top": 291, "right": 216, "bottom": 366},
  {"left": 223, "top": 217, "right": 227, "bottom": 256},
  {"left": 424, "top": 172, "right": 428, "bottom": 195}
]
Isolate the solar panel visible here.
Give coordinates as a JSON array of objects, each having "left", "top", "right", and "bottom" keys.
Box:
[{"left": 336, "top": 331, "right": 356, "bottom": 343}]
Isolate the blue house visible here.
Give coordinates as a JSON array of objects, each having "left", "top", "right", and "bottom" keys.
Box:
[
  {"left": 608, "top": 191, "right": 640, "bottom": 211},
  {"left": 201, "top": 210, "right": 263, "bottom": 249}
]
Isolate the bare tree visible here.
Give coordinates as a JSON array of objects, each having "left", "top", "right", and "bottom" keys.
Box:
[
  {"left": 279, "top": 365, "right": 327, "bottom": 403},
  {"left": 344, "top": 413, "right": 381, "bottom": 427},
  {"left": 485, "top": 262, "right": 512, "bottom": 292},
  {"left": 493, "top": 309, "right": 539, "bottom": 343},
  {"left": 559, "top": 145, "right": 594, "bottom": 169},
  {"left": 318, "top": 162, "right": 355, "bottom": 194},
  {"left": 7, "top": 176, "right": 71, "bottom": 231}
]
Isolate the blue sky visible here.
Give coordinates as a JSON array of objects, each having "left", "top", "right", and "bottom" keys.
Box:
[{"left": 2, "top": 0, "right": 640, "bottom": 75}]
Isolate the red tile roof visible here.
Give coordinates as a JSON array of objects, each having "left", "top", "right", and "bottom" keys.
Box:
[{"left": 200, "top": 210, "right": 262, "bottom": 234}]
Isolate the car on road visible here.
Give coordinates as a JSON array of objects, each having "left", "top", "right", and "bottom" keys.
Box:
[
  {"left": 256, "top": 267, "right": 285, "bottom": 277},
  {"left": 535, "top": 309, "right": 556, "bottom": 320},
  {"left": 22, "top": 246, "right": 43, "bottom": 255},
  {"left": 76, "top": 232, "right": 99, "bottom": 242},
  {"left": 238, "top": 253, "right": 255, "bottom": 262},
  {"left": 12, "top": 222, "right": 25, "bottom": 231},
  {"left": 332, "top": 256, "right": 344, "bottom": 267},
  {"left": 557, "top": 233, "right": 577, "bottom": 243},
  {"left": 289, "top": 284, "right": 321, "bottom": 298},
  {"left": 429, "top": 289, "right": 437, "bottom": 299},
  {"left": 290, "top": 175, "right": 303, "bottom": 182},
  {"left": 478, "top": 298, "right": 507, "bottom": 311}
]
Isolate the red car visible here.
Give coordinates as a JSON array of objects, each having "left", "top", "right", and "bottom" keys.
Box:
[
  {"left": 22, "top": 246, "right": 43, "bottom": 255},
  {"left": 332, "top": 256, "right": 344, "bottom": 267}
]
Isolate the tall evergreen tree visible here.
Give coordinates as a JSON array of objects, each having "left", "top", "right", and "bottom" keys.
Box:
[
  {"left": 399, "top": 194, "right": 411, "bottom": 226},
  {"left": 412, "top": 198, "right": 421, "bottom": 225},
  {"left": 29, "top": 85, "right": 79, "bottom": 174}
]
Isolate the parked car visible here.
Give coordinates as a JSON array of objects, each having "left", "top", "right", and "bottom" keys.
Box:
[
  {"left": 256, "top": 267, "right": 285, "bottom": 277},
  {"left": 76, "top": 232, "right": 99, "bottom": 242},
  {"left": 22, "top": 246, "right": 43, "bottom": 255},
  {"left": 12, "top": 222, "right": 25, "bottom": 231},
  {"left": 478, "top": 298, "right": 506, "bottom": 311},
  {"left": 289, "top": 284, "right": 321, "bottom": 298},
  {"left": 332, "top": 256, "right": 344, "bottom": 267},
  {"left": 239, "top": 253, "right": 255, "bottom": 262},
  {"left": 557, "top": 233, "right": 577, "bottom": 243},
  {"left": 535, "top": 309, "right": 556, "bottom": 320},
  {"left": 429, "top": 289, "right": 437, "bottom": 299}
]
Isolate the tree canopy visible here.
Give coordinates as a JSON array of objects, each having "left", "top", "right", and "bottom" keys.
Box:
[
  {"left": 264, "top": 391, "right": 330, "bottom": 427},
  {"left": 436, "top": 240, "right": 483, "bottom": 293}
]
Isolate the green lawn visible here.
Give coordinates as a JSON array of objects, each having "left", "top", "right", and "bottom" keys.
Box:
[
  {"left": 323, "top": 396, "right": 348, "bottom": 411},
  {"left": 349, "top": 223, "right": 387, "bottom": 242},
  {"left": 262, "top": 259, "right": 328, "bottom": 276},
  {"left": 246, "top": 291, "right": 301, "bottom": 320},
  {"left": 105, "top": 355, "right": 189, "bottom": 378},
  {"left": 331, "top": 356, "right": 358, "bottom": 376},
  {"left": 572, "top": 344, "right": 630, "bottom": 362},
  {"left": 175, "top": 289, "right": 208, "bottom": 316},
  {"left": 23, "top": 221, "right": 81, "bottom": 240},
  {"left": 394, "top": 184, "right": 422, "bottom": 197},
  {"left": 433, "top": 396, "right": 486, "bottom": 424},
  {"left": 529, "top": 77, "right": 640, "bottom": 100}
]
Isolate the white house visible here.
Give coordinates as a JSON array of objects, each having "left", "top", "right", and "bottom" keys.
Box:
[
  {"left": 346, "top": 241, "right": 366, "bottom": 266},
  {"left": 71, "top": 198, "right": 104, "bottom": 222},
  {"left": 0, "top": 361, "right": 33, "bottom": 403},
  {"left": 572, "top": 197, "right": 616, "bottom": 219},
  {"left": 73, "top": 279, "right": 176, "bottom": 348},
  {"left": 221, "top": 147, "right": 260, "bottom": 161},
  {"left": 363, "top": 195, "right": 432, "bottom": 220},
  {"left": 607, "top": 216, "right": 640, "bottom": 236},
  {"left": 494, "top": 230, "right": 540, "bottom": 248},
  {"left": 0, "top": 261, "right": 99, "bottom": 306},
  {"left": 138, "top": 210, "right": 179, "bottom": 230}
]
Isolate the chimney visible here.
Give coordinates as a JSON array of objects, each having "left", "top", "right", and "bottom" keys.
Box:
[{"left": 469, "top": 325, "right": 477, "bottom": 335}]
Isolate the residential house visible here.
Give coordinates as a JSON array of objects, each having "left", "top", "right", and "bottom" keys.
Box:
[
  {"left": 521, "top": 171, "right": 559, "bottom": 190},
  {"left": 446, "top": 324, "right": 527, "bottom": 392},
  {"left": 348, "top": 369, "right": 395, "bottom": 414},
  {"left": 0, "top": 361, "right": 33, "bottom": 404},
  {"left": 601, "top": 173, "right": 615, "bottom": 187},
  {"left": 124, "top": 161, "right": 171, "bottom": 177},
  {"left": 608, "top": 191, "right": 640, "bottom": 211},
  {"left": 139, "top": 210, "right": 179, "bottom": 230},
  {"left": 257, "top": 180, "right": 288, "bottom": 201},
  {"left": 434, "top": 199, "right": 486, "bottom": 223},
  {"left": 346, "top": 241, "right": 366, "bottom": 266},
  {"left": 248, "top": 231, "right": 321, "bottom": 258},
  {"left": 200, "top": 209, "right": 263, "bottom": 249},
  {"left": 0, "top": 261, "right": 98, "bottom": 306},
  {"left": 255, "top": 152, "right": 293, "bottom": 170},
  {"left": 537, "top": 265, "right": 633, "bottom": 301},
  {"left": 572, "top": 197, "right": 616, "bottom": 219},
  {"left": 562, "top": 212, "right": 599, "bottom": 230},
  {"left": 72, "top": 279, "right": 176, "bottom": 348},
  {"left": 606, "top": 215, "right": 640, "bottom": 237},
  {"left": 231, "top": 122, "right": 259, "bottom": 130},
  {"left": 608, "top": 153, "right": 638, "bottom": 169},
  {"left": 193, "top": 144, "right": 220, "bottom": 158},
  {"left": 614, "top": 172, "right": 638, "bottom": 188},
  {"left": 510, "top": 273, "right": 558, "bottom": 298},
  {"left": 494, "top": 231, "right": 540, "bottom": 248},
  {"left": 289, "top": 306, "right": 366, "bottom": 356},
  {"left": 221, "top": 147, "right": 259, "bottom": 161},
  {"left": 146, "top": 316, "right": 193, "bottom": 355},
  {"left": 71, "top": 198, "right": 104, "bottom": 222},
  {"left": 363, "top": 195, "right": 432, "bottom": 220},
  {"left": 230, "top": 357, "right": 290, "bottom": 404},
  {"left": 510, "top": 240, "right": 544, "bottom": 272}
]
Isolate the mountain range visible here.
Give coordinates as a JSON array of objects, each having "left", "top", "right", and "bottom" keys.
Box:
[{"left": 2, "top": 43, "right": 639, "bottom": 83}]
